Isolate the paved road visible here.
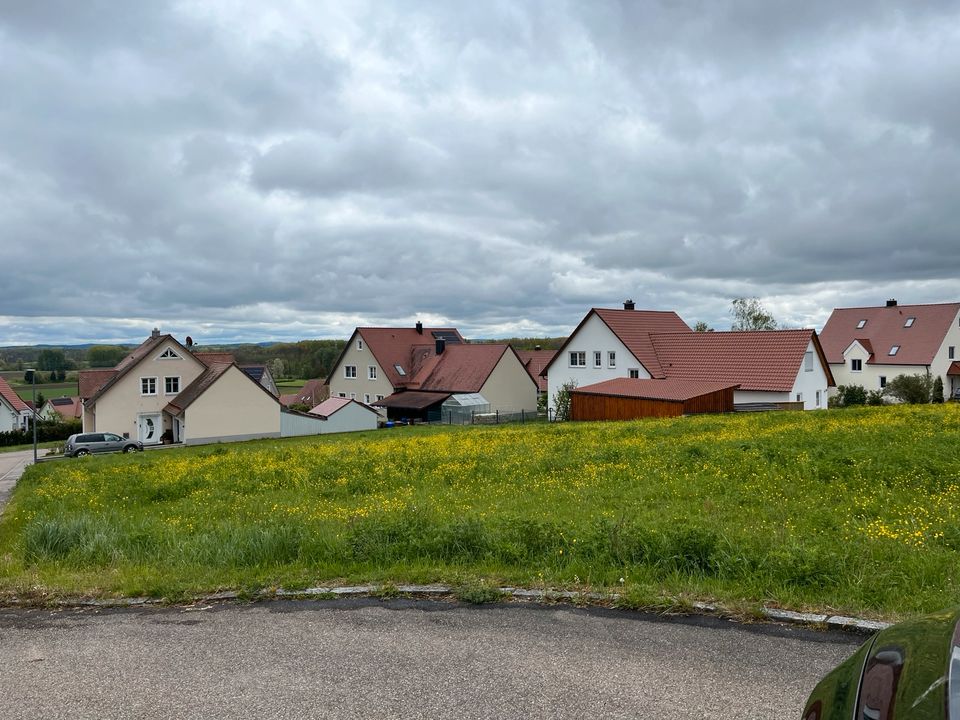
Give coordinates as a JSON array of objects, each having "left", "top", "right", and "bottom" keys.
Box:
[
  {"left": 0, "top": 449, "right": 32, "bottom": 511},
  {"left": 0, "top": 599, "right": 862, "bottom": 719}
]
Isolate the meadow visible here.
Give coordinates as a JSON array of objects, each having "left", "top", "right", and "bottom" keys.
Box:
[{"left": 1, "top": 404, "right": 959, "bottom": 620}]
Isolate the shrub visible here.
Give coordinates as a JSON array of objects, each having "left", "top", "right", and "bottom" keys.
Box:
[
  {"left": 932, "top": 376, "right": 945, "bottom": 404},
  {"left": 552, "top": 380, "right": 577, "bottom": 421},
  {"left": 866, "top": 390, "right": 885, "bottom": 406},
  {"left": 883, "top": 373, "right": 933, "bottom": 404},
  {"left": 835, "top": 385, "right": 867, "bottom": 407}
]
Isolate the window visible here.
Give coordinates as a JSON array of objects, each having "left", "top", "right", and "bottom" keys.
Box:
[
  {"left": 357, "top": 339, "right": 363, "bottom": 350},
  {"left": 344, "top": 365, "right": 357, "bottom": 378},
  {"left": 158, "top": 348, "right": 181, "bottom": 359},
  {"left": 349, "top": 393, "right": 356, "bottom": 400},
  {"left": 164, "top": 376, "right": 180, "bottom": 394},
  {"left": 879, "top": 376, "right": 887, "bottom": 388},
  {"left": 368, "top": 366, "right": 377, "bottom": 380},
  {"left": 376, "top": 395, "right": 384, "bottom": 401},
  {"left": 904, "top": 317, "right": 915, "bottom": 328},
  {"left": 851, "top": 358, "right": 862, "bottom": 372},
  {"left": 593, "top": 351, "right": 602, "bottom": 368},
  {"left": 364, "top": 394, "right": 370, "bottom": 403},
  {"left": 569, "top": 351, "right": 586, "bottom": 367},
  {"left": 608, "top": 351, "right": 616, "bottom": 368},
  {"left": 856, "top": 319, "right": 867, "bottom": 329},
  {"left": 140, "top": 377, "right": 157, "bottom": 396},
  {"left": 338, "top": 392, "right": 346, "bottom": 398},
  {"left": 796, "top": 393, "right": 803, "bottom": 402},
  {"left": 394, "top": 364, "right": 406, "bottom": 376},
  {"left": 804, "top": 351, "right": 813, "bottom": 372},
  {"left": 816, "top": 390, "right": 821, "bottom": 407},
  {"left": 628, "top": 369, "right": 640, "bottom": 379},
  {"left": 888, "top": 345, "right": 900, "bottom": 356},
  {"left": 950, "top": 346, "right": 955, "bottom": 360}
]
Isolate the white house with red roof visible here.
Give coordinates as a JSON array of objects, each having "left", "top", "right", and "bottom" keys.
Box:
[
  {"left": 544, "top": 301, "right": 834, "bottom": 415},
  {"left": 0, "top": 377, "right": 33, "bottom": 432},
  {"left": 819, "top": 299, "right": 960, "bottom": 398},
  {"left": 307, "top": 397, "right": 380, "bottom": 434}
]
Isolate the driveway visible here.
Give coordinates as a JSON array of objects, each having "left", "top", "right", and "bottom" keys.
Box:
[
  {"left": 0, "top": 599, "right": 861, "bottom": 719},
  {"left": 0, "top": 449, "right": 33, "bottom": 511}
]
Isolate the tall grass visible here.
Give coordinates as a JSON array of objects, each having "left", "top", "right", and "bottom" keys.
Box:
[{"left": 2, "top": 404, "right": 960, "bottom": 618}]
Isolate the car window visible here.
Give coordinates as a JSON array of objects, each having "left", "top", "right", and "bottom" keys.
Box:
[
  {"left": 104, "top": 434, "right": 122, "bottom": 442},
  {"left": 90, "top": 434, "right": 105, "bottom": 443},
  {"left": 76, "top": 434, "right": 92, "bottom": 443}
]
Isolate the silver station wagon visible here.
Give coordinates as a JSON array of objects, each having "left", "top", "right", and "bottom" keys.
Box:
[{"left": 65, "top": 433, "right": 143, "bottom": 457}]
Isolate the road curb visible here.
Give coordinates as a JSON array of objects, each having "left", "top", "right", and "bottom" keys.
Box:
[{"left": 4, "top": 583, "right": 891, "bottom": 633}]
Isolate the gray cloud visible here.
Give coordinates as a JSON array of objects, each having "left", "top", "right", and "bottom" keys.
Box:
[{"left": 2, "top": 1, "right": 960, "bottom": 345}]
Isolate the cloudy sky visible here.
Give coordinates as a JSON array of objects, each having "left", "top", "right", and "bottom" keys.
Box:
[{"left": 2, "top": 1, "right": 959, "bottom": 345}]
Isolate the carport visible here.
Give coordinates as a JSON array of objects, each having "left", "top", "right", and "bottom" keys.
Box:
[{"left": 570, "top": 378, "right": 739, "bottom": 421}]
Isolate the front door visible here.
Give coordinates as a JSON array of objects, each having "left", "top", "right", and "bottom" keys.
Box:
[{"left": 138, "top": 414, "right": 161, "bottom": 444}]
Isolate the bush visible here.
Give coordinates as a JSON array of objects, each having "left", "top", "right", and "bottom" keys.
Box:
[
  {"left": 883, "top": 373, "right": 933, "bottom": 404},
  {"left": 866, "top": 390, "right": 885, "bottom": 406},
  {"left": 835, "top": 385, "right": 867, "bottom": 407},
  {"left": 0, "top": 419, "right": 82, "bottom": 447},
  {"left": 932, "top": 376, "right": 945, "bottom": 404}
]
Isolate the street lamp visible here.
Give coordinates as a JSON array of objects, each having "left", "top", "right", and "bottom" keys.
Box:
[{"left": 26, "top": 368, "right": 37, "bottom": 464}]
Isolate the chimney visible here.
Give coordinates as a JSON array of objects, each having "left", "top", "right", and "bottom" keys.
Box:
[
  {"left": 151, "top": 327, "right": 160, "bottom": 338},
  {"left": 415, "top": 321, "right": 423, "bottom": 334},
  {"left": 886, "top": 299, "right": 898, "bottom": 307},
  {"left": 436, "top": 338, "right": 445, "bottom": 355},
  {"left": 623, "top": 299, "right": 635, "bottom": 310}
]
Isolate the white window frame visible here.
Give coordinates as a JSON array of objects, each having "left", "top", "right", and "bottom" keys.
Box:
[
  {"left": 816, "top": 390, "right": 821, "bottom": 407},
  {"left": 338, "top": 392, "right": 346, "bottom": 398},
  {"left": 157, "top": 348, "right": 181, "bottom": 360},
  {"left": 888, "top": 345, "right": 900, "bottom": 356},
  {"left": 608, "top": 351, "right": 616, "bottom": 368},
  {"left": 349, "top": 392, "right": 356, "bottom": 400},
  {"left": 357, "top": 338, "right": 363, "bottom": 350},
  {"left": 904, "top": 317, "right": 915, "bottom": 328},
  {"left": 593, "top": 351, "right": 602, "bottom": 368},
  {"left": 376, "top": 394, "right": 384, "bottom": 401},
  {"left": 140, "top": 377, "right": 157, "bottom": 396},
  {"left": 796, "top": 393, "right": 802, "bottom": 402},
  {"left": 628, "top": 368, "right": 640, "bottom": 379},
  {"left": 851, "top": 359, "right": 862, "bottom": 372},
  {"left": 164, "top": 376, "right": 181, "bottom": 395},
  {"left": 950, "top": 346, "right": 955, "bottom": 360},
  {"left": 569, "top": 351, "right": 586, "bottom": 368},
  {"left": 394, "top": 364, "right": 406, "bottom": 376},
  {"left": 364, "top": 393, "right": 370, "bottom": 403},
  {"left": 804, "top": 351, "right": 813, "bottom": 372},
  {"left": 344, "top": 365, "right": 357, "bottom": 379},
  {"left": 368, "top": 365, "right": 377, "bottom": 380},
  {"left": 856, "top": 319, "right": 867, "bottom": 329}
]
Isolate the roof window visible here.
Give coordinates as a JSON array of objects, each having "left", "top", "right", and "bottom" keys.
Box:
[
  {"left": 888, "top": 345, "right": 900, "bottom": 356},
  {"left": 904, "top": 317, "right": 915, "bottom": 328},
  {"left": 856, "top": 319, "right": 867, "bottom": 329},
  {"left": 394, "top": 364, "right": 406, "bottom": 376}
]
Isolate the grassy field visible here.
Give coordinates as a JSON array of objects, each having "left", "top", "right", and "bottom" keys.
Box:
[{"left": 1, "top": 405, "right": 959, "bottom": 619}]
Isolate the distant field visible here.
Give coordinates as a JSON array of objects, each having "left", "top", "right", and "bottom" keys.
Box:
[
  {"left": 274, "top": 379, "right": 308, "bottom": 393},
  {"left": 2, "top": 405, "right": 959, "bottom": 620},
  {"left": 12, "top": 383, "right": 79, "bottom": 401}
]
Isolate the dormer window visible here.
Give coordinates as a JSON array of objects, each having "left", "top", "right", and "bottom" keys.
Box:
[
  {"left": 158, "top": 348, "right": 181, "bottom": 360},
  {"left": 394, "top": 364, "right": 406, "bottom": 376},
  {"left": 888, "top": 345, "right": 900, "bottom": 356},
  {"left": 904, "top": 317, "right": 915, "bottom": 328},
  {"left": 856, "top": 319, "right": 867, "bottom": 329}
]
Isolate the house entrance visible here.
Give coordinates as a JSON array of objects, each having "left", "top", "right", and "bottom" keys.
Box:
[{"left": 138, "top": 414, "right": 161, "bottom": 444}]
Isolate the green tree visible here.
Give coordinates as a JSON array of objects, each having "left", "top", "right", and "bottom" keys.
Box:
[
  {"left": 552, "top": 380, "right": 577, "bottom": 421},
  {"left": 932, "top": 376, "right": 945, "bottom": 404},
  {"left": 883, "top": 373, "right": 933, "bottom": 404},
  {"left": 693, "top": 321, "right": 712, "bottom": 332},
  {"left": 730, "top": 298, "right": 777, "bottom": 331},
  {"left": 86, "top": 345, "right": 128, "bottom": 368},
  {"left": 37, "top": 348, "right": 68, "bottom": 373}
]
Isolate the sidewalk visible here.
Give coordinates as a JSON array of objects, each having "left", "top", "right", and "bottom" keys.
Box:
[{"left": 0, "top": 450, "right": 33, "bottom": 513}]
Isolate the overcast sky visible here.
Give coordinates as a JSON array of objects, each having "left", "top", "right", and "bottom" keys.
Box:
[{"left": 2, "top": 1, "right": 959, "bottom": 345}]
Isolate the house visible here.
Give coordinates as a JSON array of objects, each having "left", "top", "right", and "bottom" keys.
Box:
[
  {"left": 371, "top": 341, "right": 539, "bottom": 421},
  {"left": 279, "top": 378, "right": 327, "bottom": 408},
  {"left": 819, "top": 299, "right": 960, "bottom": 398},
  {"left": 38, "top": 396, "right": 83, "bottom": 422},
  {"left": 192, "top": 352, "right": 278, "bottom": 396},
  {"left": 78, "top": 330, "right": 283, "bottom": 445},
  {"left": 326, "top": 322, "right": 465, "bottom": 405},
  {"left": 544, "top": 301, "right": 834, "bottom": 415},
  {"left": 307, "top": 397, "right": 380, "bottom": 434},
  {"left": 516, "top": 348, "right": 557, "bottom": 396},
  {"left": 0, "top": 377, "right": 32, "bottom": 432}
]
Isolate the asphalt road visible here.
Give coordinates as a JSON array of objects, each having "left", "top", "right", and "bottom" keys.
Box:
[
  {"left": 0, "top": 598, "right": 862, "bottom": 719},
  {"left": 0, "top": 449, "right": 32, "bottom": 511}
]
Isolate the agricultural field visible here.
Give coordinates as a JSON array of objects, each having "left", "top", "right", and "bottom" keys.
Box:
[{"left": 1, "top": 404, "right": 959, "bottom": 620}]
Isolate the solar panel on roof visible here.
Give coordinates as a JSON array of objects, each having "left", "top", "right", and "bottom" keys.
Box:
[
  {"left": 431, "top": 331, "right": 461, "bottom": 344},
  {"left": 51, "top": 397, "right": 73, "bottom": 406}
]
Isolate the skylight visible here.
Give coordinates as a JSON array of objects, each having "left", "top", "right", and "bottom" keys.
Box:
[
  {"left": 856, "top": 319, "right": 867, "bottom": 329},
  {"left": 904, "top": 317, "right": 915, "bottom": 328},
  {"left": 889, "top": 345, "right": 900, "bottom": 356},
  {"left": 394, "top": 364, "right": 406, "bottom": 376}
]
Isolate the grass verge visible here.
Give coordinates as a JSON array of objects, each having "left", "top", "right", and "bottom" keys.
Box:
[{"left": 1, "top": 405, "right": 959, "bottom": 620}]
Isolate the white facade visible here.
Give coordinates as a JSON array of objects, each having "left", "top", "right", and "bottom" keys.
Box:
[
  {"left": 0, "top": 399, "right": 19, "bottom": 432},
  {"left": 316, "top": 401, "right": 379, "bottom": 434},
  {"left": 328, "top": 331, "right": 395, "bottom": 402},
  {"left": 546, "top": 313, "right": 649, "bottom": 414}
]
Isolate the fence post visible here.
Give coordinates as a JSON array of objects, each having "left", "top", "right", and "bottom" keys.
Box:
[
  {"left": 496, "top": 410, "right": 499, "bottom": 424},
  {"left": 471, "top": 410, "right": 475, "bottom": 425},
  {"left": 521, "top": 409, "right": 525, "bottom": 423}
]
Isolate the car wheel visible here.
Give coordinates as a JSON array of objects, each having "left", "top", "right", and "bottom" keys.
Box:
[
  {"left": 123, "top": 446, "right": 133, "bottom": 453},
  {"left": 75, "top": 449, "right": 90, "bottom": 457}
]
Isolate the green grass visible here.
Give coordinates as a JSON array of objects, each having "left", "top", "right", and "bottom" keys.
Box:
[
  {"left": 1, "top": 405, "right": 959, "bottom": 619},
  {"left": 12, "top": 383, "right": 78, "bottom": 402}
]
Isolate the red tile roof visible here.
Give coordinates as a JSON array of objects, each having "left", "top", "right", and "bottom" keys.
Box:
[
  {"left": 820, "top": 302, "right": 960, "bottom": 366},
  {"left": 407, "top": 344, "right": 519, "bottom": 393},
  {"left": 165, "top": 362, "right": 233, "bottom": 415},
  {"left": 86, "top": 334, "right": 199, "bottom": 405},
  {"left": 309, "top": 397, "right": 380, "bottom": 418},
  {"left": 194, "top": 352, "right": 235, "bottom": 365},
  {"left": 573, "top": 378, "right": 739, "bottom": 402},
  {"left": 516, "top": 349, "right": 556, "bottom": 392},
  {"left": 45, "top": 396, "right": 82, "bottom": 419},
  {"left": 948, "top": 361, "right": 960, "bottom": 376},
  {"left": 78, "top": 369, "right": 118, "bottom": 400},
  {"left": 0, "top": 377, "right": 29, "bottom": 413},
  {"left": 278, "top": 379, "right": 326, "bottom": 407},
  {"left": 650, "top": 329, "right": 827, "bottom": 392}
]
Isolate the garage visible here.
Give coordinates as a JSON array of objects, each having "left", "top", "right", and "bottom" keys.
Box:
[{"left": 570, "top": 378, "right": 738, "bottom": 421}]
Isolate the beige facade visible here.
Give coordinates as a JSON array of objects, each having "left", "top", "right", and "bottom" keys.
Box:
[
  {"left": 85, "top": 339, "right": 206, "bottom": 442},
  {"left": 478, "top": 350, "right": 539, "bottom": 413},
  {"left": 180, "top": 365, "right": 280, "bottom": 445},
  {"left": 328, "top": 332, "right": 395, "bottom": 402}
]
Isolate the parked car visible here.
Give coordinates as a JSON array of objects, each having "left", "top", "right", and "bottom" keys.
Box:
[
  {"left": 803, "top": 606, "right": 960, "bottom": 719},
  {"left": 65, "top": 433, "right": 143, "bottom": 457}
]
